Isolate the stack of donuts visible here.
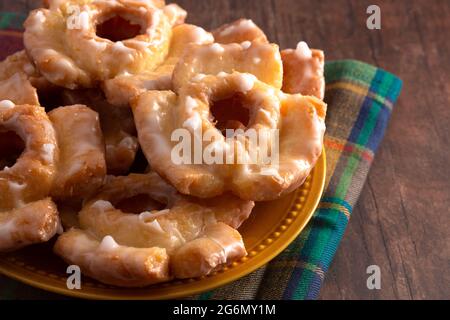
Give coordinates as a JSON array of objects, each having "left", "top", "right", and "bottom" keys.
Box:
[{"left": 0, "top": 0, "right": 327, "bottom": 287}]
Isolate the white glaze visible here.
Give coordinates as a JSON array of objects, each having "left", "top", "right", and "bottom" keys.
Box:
[
  {"left": 185, "top": 96, "right": 198, "bottom": 114},
  {"left": 260, "top": 167, "right": 283, "bottom": 182},
  {"left": 208, "top": 234, "right": 242, "bottom": 262},
  {"left": 191, "top": 27, "right": 214, "bottom": 44},
  {"left": 258, "top": 109, "right": 277, "bottom": 127},
  {"left": 91, "top": 200, "right": 114, "bottom": 212},
  {"left": 98, "top": 235, "right": 119, "bottom": 251},
  {"left": 41, "top": 143, "right": 55, "bottom": 164},
  {"left": 146, "top": 219, "right": 166, "bottom": 234},
  {"left": 127, "top": 39, "right": 150, "bottom": 50},
  {"left": 210, "top": 43, "right": 225, "bottom": 54},
  {"left": 112, "top": 41, "right": 135, "bottom": 56},
  {"left": 295, "top": 41, "right": 312, "bottom": 59},
  {"left": 0, "top": 100, "right": 15, "bottom": 110},
  {"left": 183, "top": 114, "right": 202, "bottom": 131},
  {"left": 241, "top": 41, "right": 251, "bottom": 50},
  {"left": 237, "top": 74, "right": 256, "bottom": 92},
  {"left": 87, "top": 39, "right": 108, "bottom": 52},
  {"left": 78, "top": 11, "right": 90, "bottom": 30},
  {"left": 139, "top": 209, "right": 170, "bottom": 222},
  {"left": 219, "top": 19, "right": 256, "bottom": 37},
  {"left": 8, "top": 181, "right": 26, "bottom": 208},
  {"left": 192, "top": 73, "right": 206, "bottom": 82},
  {"left": 35, "top": 11, "right": 46, "bottom": 24},
  {"left": 51, "top": 58, "right": 74, "bottom": 81}
]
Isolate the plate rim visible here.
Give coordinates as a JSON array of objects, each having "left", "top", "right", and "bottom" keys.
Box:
[{"left": 0, "top": 149, "right": 326, "bottom": 300}]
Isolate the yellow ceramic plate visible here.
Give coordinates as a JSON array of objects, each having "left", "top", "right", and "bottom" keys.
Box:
[{"left": 0, "top": 151, "right": 326, "bottom": 300}]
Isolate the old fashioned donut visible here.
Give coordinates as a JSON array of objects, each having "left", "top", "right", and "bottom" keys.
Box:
[
  {"left": 172, "top": 41, "right": 283, "bottom": 91},
  {"left": 59, "top": 89, "right": 138, "bottom": 175},
  {"left": 0, "top": 51, "right": 54, "bottom": 106},
  {"left": 132, "top": 72, "right": 326, "bottom": 201},
  {"left": 24, "top": 0, "right": 176, "bottom": 89},
  {"left": 48, "top": 105, "right": 106, "bottom": 200},
  {"left": 0, "top": 103, "right": 58, "bottom": 208},
  {"left": 54, "top": 228, "right": 170, "bottom": 287},
  {"left": 103, "top": 23, "right": 214, "bottom": 107},
  {"left": 281, "top": 42, "right": 325, "bottom": 100},
  {"left": 0, "top": 102, "right": 60, "bottom": 251},
  {"left": 212, "top": 19, "right": 268, "bottom": 44},
  {"left": 0, "top": 198, "right": 59, "bottom": 252},
  {"left": 54, "top": 173, "right": 254, "bottom": 286}
]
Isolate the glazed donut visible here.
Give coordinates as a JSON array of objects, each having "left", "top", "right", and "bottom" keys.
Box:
[
  {"left": 0, "top": 102, "right": 59, "bottom": 251},
  {"left": 0, "top": 73, "right": 39, "bottom": 106},
  {"left": 212, "top": 19, "right": 268, "bottom": 44},
  {"left": 172, "top": 41, "right": 283, "bottom": 92},
  {"left": 83, "top": 97, "right": 138, "bottom": 175},
  {"left": 103, "top": 23, "right": 214, "bottom": 107},
  {"left": 24, "top": 0, "right": 175, "bottom": 89},
  {"left": 0, "top": 198, "right": 59, "bottom": 252},
  {"left": 54, "top": 228, "right": 171, "bottom": 287},
  {"left": 132, "top": 72, "right": 327, "bottom": 201},
  {"left": 0, "top": 51, "right": 51, "bottom": 106},
  {"left": 59, "top": 89, "right": 138, "bottom": 175},
  {"left": 281, "top": 42, "right": 325, "bottom": 100},
  {"left": 48, "top": 105, "right": 106, "bottom": 200},
  {"left": 54, "top": 173, "right": 254, "bottom": 286},
  {"left": 0, "top": 103, "right": 58, "bottom": 209}
]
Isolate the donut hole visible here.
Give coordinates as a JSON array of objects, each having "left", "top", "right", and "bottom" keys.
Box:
[
  {"left": 96, "top": 14, "right": 145, "bottom": 42},
  {"left": 0, "top": 130, "right": 25, "bottom": 170},
  {"left": 37, "top": 87, "right": 67, "bottom": 112},
  {"left": 210, "top": 93, "right": 250, "bottom": 134},
  {"left": 115, "top": 194, "right": 167, "bottom": 214},
  {"left": 128, "top": 148, "right": 150, "bottom": 175}
]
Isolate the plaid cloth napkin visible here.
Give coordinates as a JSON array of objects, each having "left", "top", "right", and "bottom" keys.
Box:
[{"left": 0, "top": 12, "right": 402, "bottom": 300}]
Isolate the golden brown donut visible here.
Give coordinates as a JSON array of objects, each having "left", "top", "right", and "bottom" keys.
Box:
[
  {"left": 0, "top": 51, "right": 53, "bottom": 105},
  {"left": 172, "top": 41, "right": 283, "bottom": 91},
  {"left": 48, "top": 105, "right": 106, "bottom": 200},
  {"left": 281, "top": 42, "right": 325, "bottom": 100},
  {"left": 212, "top": 19, "right": 268, "bottom": 44},
  {"left": 171, "top": 222, "right": 247, "bottom": 279},
  {"left": 54, "top": 229, "right": 171, "bottom": 287},
  {"left": 0, "top": 102, "right": 60, "bottom": 252},
  {"left": 0, "top": 103, "right": 58, "bottom": 208},
  {"left": 54, "top": 173, "right": 253, "bottom": 287},
  {"left": 24, "top": 0, "right": 176, "bottom": 89},
  {"left": 59, "top": 89, "right": 138, "bottom": 175},
  {"left": 132, "top": 72, "right": 327, "bottom": 201},
  {"left": 0, "top": 198, "right": 59, "bottom": 252},
  {"left": 103, "top": 23, "right": 214, "bottom": 107}
]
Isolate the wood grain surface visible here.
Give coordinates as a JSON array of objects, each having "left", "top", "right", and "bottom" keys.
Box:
[{"left": 1, "top": 0, "right": 449, "bottom": 300}]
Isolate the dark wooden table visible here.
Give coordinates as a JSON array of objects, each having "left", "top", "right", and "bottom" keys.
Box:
[{"left": 1, "top": 0, "right": 449, "bottom": 300}]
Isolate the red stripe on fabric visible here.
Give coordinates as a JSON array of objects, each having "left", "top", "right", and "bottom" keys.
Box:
[
  {"left": 324, "top": 138, "right": 373, "bottom": 162},
  {"left": 0, "top": 30, "right": 22, "bottom": 37}
]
